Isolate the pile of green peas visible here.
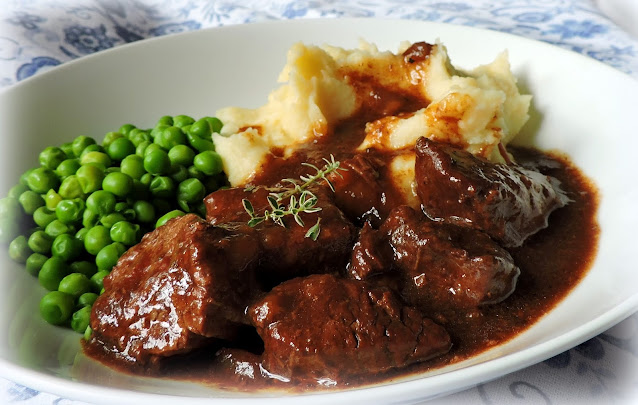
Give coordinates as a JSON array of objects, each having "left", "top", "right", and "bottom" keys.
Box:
[{"left": 0, "top": 114, "right": 227, "bottom": 336}]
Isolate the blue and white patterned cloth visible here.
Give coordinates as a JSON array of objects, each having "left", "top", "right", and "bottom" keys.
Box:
[{"left": 0, "top": 1, "right": 637, "bottom": 404}]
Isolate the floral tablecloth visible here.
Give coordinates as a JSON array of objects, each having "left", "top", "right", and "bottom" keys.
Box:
[{"left": 1, "top": 1, "right": 637, "bottom": 404}]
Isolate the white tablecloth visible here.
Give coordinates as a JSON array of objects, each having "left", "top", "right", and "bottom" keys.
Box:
[{"left": 1, "top": 1, "right": 637, "bottom": 404}]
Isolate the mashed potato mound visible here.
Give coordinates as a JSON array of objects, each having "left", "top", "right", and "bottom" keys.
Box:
[{"left": 213, "top": 41, "right": 531, "bottom": 187}]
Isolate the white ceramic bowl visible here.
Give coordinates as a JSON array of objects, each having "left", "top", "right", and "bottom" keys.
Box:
[{"left": 0, "top": 18, "right": 637, "bottom": 405}]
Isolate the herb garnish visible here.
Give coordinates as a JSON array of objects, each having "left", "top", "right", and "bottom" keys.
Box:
[{"left": 241, "top": 155, "right": 344, "bottom": 241}]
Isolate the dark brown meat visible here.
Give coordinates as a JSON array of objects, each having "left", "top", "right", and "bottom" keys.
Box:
[
  {"left": 249, "top": 274, "right": 451, "bottom": 382},
  {"left": 349, "top": 206, "right": 520, "bottom": 310},
  {"left": 327, "top": 154, "right": 402, "bottom": 227},
  {"left": 89, "top": 214, "right": 261, "bottom": 365},
  {"left": 205, "top": 186, "right": 357, "bottom": 283},
  {"left": 415, "top": 137, "right": 569, "bottom": 247}
]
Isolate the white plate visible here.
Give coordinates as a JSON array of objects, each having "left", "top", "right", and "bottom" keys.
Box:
[{"left": 0, "top": 18, "right": 637, "bottom": 405}]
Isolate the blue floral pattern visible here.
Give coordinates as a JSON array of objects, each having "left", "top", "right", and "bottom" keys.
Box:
[{"left": 0, "top": 1, "right": 637, "bottom": 404}]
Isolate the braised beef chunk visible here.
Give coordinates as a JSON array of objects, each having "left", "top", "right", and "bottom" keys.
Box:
[
  {"left": 349, "top": 206, "right": 519, "bottom": 310},
  {"left": 206, "top": 186, "right": 357, "bottom": 282},
  {"left": 327, "top": 155, "right": 401, "bottom": 227},
  {"left": 249, "top": 274, "right": 451, "bottom": 381},
  {"left": 415, "top": 137, "right": 568, "bottom": 247},
  {"left": 383, "top": 206, "right": 520, "bottom": 310},
  {"left": 347, "top": 221, "right": 393, "bottom": 280},
  {"left": 90, "top": 214, "right": 261, "bottom": 364}
]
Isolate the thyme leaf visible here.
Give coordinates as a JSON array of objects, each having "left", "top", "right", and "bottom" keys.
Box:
[{"left": 241, "top": 155, "right": 344, "bottom": 240}]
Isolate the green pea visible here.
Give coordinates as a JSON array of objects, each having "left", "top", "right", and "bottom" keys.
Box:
[
  {"left": 84, "top": 325, "right": 93, "bottom": 341},
  {"left": 8, "top": 184, "right": 29, "bottom": 199},
  {"left": 39, "top": 146, "right": 67, "bottom": 170},
  {"left": 51, "top": 233, "right": 82, "bottom": 262},
  {"left": 58, "top": 273, "right": 91, "bottom": 298},
  {"left": 80, "top": 144, "right": 105, "bottom": 158},
  {"left": 75, "top": 164, "right": 104, "bottom": 194},
  {"left": 77, "top": 292, "right": 98, "bottom": 307},
  {"left": 55, "top": 159, "right": 81, "bottom": 179},
  {"left": 74, "top": 227, "right": 89, "bottom": 242},
  {"left": 86, "top": 190, "right": 116, "bottom": 216},
  {"left": 100, "top": 213, "right": 126, "bottom": 229},
  {"left": 72, "top": 135, "right": 97, "bottom": 157},
  {"left": 143, "top": 142, "right": 163, "bottom": 156},
  {"left": 9, "top": 235, "right": 31, "bottom": 263},
  {"left": 18, "top": 190, "right": 45, "bottom": 215},
  {"left": 90, "top": 270, "right": 110, "bottom": 293},
  {"left": 107, "top": 137, "right": 135, "bottom": 161},
  {"left": 156, "top": 115, "right": 173, "bottom": 127},
  {"left": 135, "top": 140, "right": 152, "bottom": 157},
  {"left": 186, "top": 131, "right": 215, "bottom": 152},
  {"left": 102, "top": 172, "right": 133, "bottom": 198},
  {"left": 80, "top": 151, "right": 111, "bottom": 168},
  {"left": 38, "top": 256, "right": 69, "bottom": 291},
  {"left": 28, "top": 230, "right": 52, "bottom": 254},
  {"left": 168, "top": 144, "right": 196, "bottom": 166},
  {"left": 33, "top": 206, "right": 56, "bottom": 228},
  {"left": 82, "top": 208, "right": 99, "bottom": 228},
  {"left": 189, "top": 118, "right": 212, "bottom": 140},
  {"left": 149, "top": 176, "right": 174, "bottom": 198},
  {"left": 193, "top": 150, "right": 223, "bottom": 176},
  {"left": 173, "top": 115, "right": 195, "bottom": 128},
  {"left": 110, "top": 221, "right": 140, "bottom": 246},
  {"left": 133, "top": 200, "right": 155, "bottom": 224},
  {"left": 170, "top": 164, "right": 189, "bottom": 183},
  {"left": 44, "top": 189, "right": 62, "bottom": 210},
  {"left": 144, "top": 149, "right": 171, "bottom": 175},
  {"left": 55, "top": 199, "right": 85, "bottom": 224},
  {"left": 71, "top": 306, "right": 92, "bottom": 334},
  {"left": 19, "top": 168, "right": 35, "bottom": 187},
  {"left": 119, "top": 123, "right": 136, "bottom": 136},
  {"left": 207, "top": 116, "right": 223, "bottom": 133},
  {"left": 58, "top": 175, "right": 85, "bottom": 199},
  {"left": 155, "top": 209, "right": 185, "bottom": 229},
  {"left": 178, "top": 178, "right": 205, "bottom": 203},
  {"left": 45, "top": 219, "right": 74, "bottom": 238},
  {"left": 25, "top": 252, "right": 48, "bottom": 276},
  {"left": 139, "top": 172, "right": 153, "bottom": 187},
  {"left": 60, "top": 142, "right": 75, "bottom": 158},
  {"left": 128, "top": 128, "right": 150, "bottom": 147},
  {"left": 84, "top": 226, "right": 112, "bottom": 255},
  {"left": 26, "top": 167, "right": 59, "bottom": 194},
  {"left": 157, "top": 126, "right": 187, "bottom": 150},
  {"left": 70, "top": 260, "right": 97, "bottom": 277},
  {"left": 120, "top": 155, "right": 145, "bottom": 180},
  {"left": 95, "top": 242, "right": 126, "bottom": 270},
  {"left": 40, "top": 291, "right": 75, "bottom": 325},
  {"left": 102, "top": 131, "right": 124, "bottom": 148}
]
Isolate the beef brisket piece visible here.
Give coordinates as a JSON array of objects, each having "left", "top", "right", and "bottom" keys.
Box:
[
  {"left": 349, "top": 206, "right": 520, "bottom": 310},
  {"left": 415, "top": 137, "right": 568, "bottom": 247},
  {"left": 205, "top": 185, "right": 356, "bottom": 283},
  {"left": 89, "top": 214, "right": 261, "bottom": 365},
  {"left": 326, "top": 154, "right": 402, "bottom": 227},
  {"left": 249, "top": 273, "right": 451, "bottom": 382}
]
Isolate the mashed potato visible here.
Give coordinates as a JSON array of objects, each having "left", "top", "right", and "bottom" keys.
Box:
[{"left": 213, "top": 40, "right": 531, "bottom": 190}]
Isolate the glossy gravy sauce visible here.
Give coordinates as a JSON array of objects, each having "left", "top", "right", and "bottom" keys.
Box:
[{"left": 84, "top": 44, "right": 599, "bottom": 391}]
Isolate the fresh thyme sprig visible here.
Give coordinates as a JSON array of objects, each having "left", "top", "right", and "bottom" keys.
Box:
[{"left": 241, "top": 155, "right": 344, "bottom": 241}]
